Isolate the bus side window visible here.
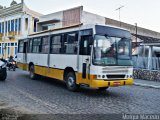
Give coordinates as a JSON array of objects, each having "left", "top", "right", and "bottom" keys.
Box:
[
  {"left": 28, "top": 39, "right": 33, "bottom": 53},
  {"left": 41, "top": 36, "right": 49, "bottom": 53},
  {"left": 64, "top": 32, "right": 78, "bottom": 54},
  {"left": 18, "top": 40, "right": 24, "bottom": 53},
  {"left": 80, "top": 36, "right": 93, "bottom": 55},
  {"left": 32, "top": 38, "right": 41, "bottom": 53},
  {"left": 51, "top": 35, "right": 62, "bottom": 54}
]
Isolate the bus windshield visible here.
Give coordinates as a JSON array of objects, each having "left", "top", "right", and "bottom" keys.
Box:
[{"left": 93, "top": 35, "right": 132, "bottom": 66}]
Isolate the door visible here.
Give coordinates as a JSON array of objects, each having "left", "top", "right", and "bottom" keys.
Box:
[
  {"left": 78, "top": 35, "right": 92, "bottom": 84},
  {"left": 23, "top": 41, "right": 28, "bottom": 64}
]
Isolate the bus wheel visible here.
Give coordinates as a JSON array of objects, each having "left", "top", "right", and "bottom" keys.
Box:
[
  {"left": 98, "top": 87, "right": 109, "bottom": 91},
  {"left": 66, "top": 72, "right": 79, "bottom": 92},
  {"left": 29, "top": 65, "right": 37, "bottom": 80}
]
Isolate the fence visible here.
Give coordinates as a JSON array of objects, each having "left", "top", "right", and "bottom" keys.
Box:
[{"left": 132, "top": 56, "right": 160, "bottom": 70}]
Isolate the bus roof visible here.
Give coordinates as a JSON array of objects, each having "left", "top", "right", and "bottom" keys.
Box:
[
  {"left": 25, "top": 23, "right": 130, "bottom": 39},
  {"left": 29, "top": 23, "right": 83, "bottom": 36}
]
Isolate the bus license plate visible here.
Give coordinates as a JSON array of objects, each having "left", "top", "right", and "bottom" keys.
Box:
[{"left": 113, "top": 82, "right": 121, "bottom": 86}]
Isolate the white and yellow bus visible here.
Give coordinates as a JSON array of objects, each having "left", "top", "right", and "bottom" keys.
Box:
[{"left": 17, "top": 24, "right": 133, "bottom": 91}]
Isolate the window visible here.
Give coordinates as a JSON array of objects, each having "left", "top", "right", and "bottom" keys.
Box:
[
  {"left": 25, "top": 18, "right": 28, "bottom": 30},
  {"left": 8, "top": 47, "right": 10, "bottom": 55},
  {"left": 15, "top": 19, "right": 18, "bottom": 32},
  {"left": 80, "top": 36, "right": 92, "bottom": 55},
  {"left": 32, "top": 38, "right": 41, "bottom": 53},
  {"left": 5, "top": 21, "right": 7, "bottom": 33},
  {"left": 0, "top": 23, "right": 1, "bottom": 33},
  {"left": 28, "top": 39, "right": 33, "bottom": 53},
  {"left": 11, "top": 20, "right": 14, "bottom": 32},
  {"left": 51, "top": 35, "right": 62, "bottom": 54},
  {"left": 42, "top": 26, "right": 48, "bottom": 31},
  {"left": 8, "top": 21, "right": 10, "bottom": 32},
  {"left": 41, "top": 36, "right": 49, "bottom": 53},
  {"left": 34, "top": 18, "right": 38, "bottom": 32},
  {"left": 2, "top": 22, "right": 4, "bottom": 33},
  {"left": 64, "top": 32, "right": 78, "bottom": 54},
  {"left": 15, "top": 47, "right": 17, "bottom": 54},
  {"left": 19, "top": 18, "right": 21, "bottom": 31},
  {"left": 18, "top": 40, "right": 24, "bottom": 53},
  {"left": 11, "top": 43, "right": 14, "bottom": 46}
]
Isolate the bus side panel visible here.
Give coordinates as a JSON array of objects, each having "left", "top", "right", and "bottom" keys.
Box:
[
  {"left": 34, "top": 65, "right": 64, "bottom": 80},
  {"left": 17, "top": 53, "right": 28, "bottom": 71},
  {"left": 27, "top": 53, "right": 48, "bottom": 67},
  {"left": 46, "top": 68, "right": 64, "bottom": 80},
  {"left": 49, "top": 54, "right": 77, "bottom": 71}
]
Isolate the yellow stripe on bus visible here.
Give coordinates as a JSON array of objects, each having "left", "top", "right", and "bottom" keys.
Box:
[{"left": 17, "top": 63, "right": 134, "bottom": 88}]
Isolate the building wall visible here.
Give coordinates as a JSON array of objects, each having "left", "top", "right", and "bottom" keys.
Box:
[
  {"left": 105, "top": 18, "right": 160, "bottom": 39},
  {"left": 82, "top": 11, "right": 105, "bottom": 25},
  {"left": 36, "top": 6, "right": 82, "bottom": 32},
  {"left": 37, "top": 11, "right": 63, "bottom": 31},
  {"left": 0, "top": 1, "right": 41, "bottom": 59}
]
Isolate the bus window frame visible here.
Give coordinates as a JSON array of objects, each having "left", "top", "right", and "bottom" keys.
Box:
[
  {"left": 50, "top": 34, "right": 63, "bottom": 54},
  {"left": 41, "top": 35, "right": 50, "bottom": 54},
  {"left": 32, "top": 37, "right": 41, "bottom": 53},
  {"left": 18, "top": 39, "right": 24, "bottom": 53}
]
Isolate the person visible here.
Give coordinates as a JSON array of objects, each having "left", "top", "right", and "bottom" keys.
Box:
[
  {"left": 9, "top": 56, "right": 15, "bottom": 62},
  {"left": 8, "top": 56, "right": 15, "bottom": 69}
]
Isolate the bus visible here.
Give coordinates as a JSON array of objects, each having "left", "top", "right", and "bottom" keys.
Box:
[{"left": 17, "top": 24, "right": 133, "bottom": 91}]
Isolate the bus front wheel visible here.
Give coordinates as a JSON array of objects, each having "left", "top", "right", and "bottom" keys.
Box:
[
  {"left": 65, "top": 72, "right": 79, "bottom": 92},
  {"left": 29, "top": 65, "right": 37, "bottom": 80}
]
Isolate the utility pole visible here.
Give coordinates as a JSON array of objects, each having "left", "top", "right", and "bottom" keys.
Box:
[
  {"left": 115, "top": 5, "right": 124, "bottom": 27},
  {"left": 135, "top": 23, "right": 138, "bottom": 46}
]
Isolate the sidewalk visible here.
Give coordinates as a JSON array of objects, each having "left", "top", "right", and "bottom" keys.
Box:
[{"left": 134, "top": 79, "right": 160, "bottom": 89}]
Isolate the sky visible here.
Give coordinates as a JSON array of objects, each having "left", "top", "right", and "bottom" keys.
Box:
[{"left": 1, "top": 0, "right": 160, "bottom": 32}]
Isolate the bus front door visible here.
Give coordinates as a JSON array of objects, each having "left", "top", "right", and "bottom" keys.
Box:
[
  {"left": 78, "top": 36, "right": 92, "bottom": 85},
  {"left": 23, "top": 41, "right": 28, "bottom": 70}
]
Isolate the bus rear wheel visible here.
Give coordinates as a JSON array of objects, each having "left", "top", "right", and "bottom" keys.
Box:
[
  {"left": 29, "top": 65, "right": 37, "bottom": 80},
  {"left": 65, "top": 72, "right": 79, "bottom": 92}
]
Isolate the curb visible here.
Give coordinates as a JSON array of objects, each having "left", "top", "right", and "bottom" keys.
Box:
[{"left": 134, "top": 83, "right": 160, "bottom": 89}]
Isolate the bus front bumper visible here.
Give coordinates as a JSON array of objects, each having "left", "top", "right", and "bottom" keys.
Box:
[{"left": 90, "top": 78, "right": 134, "bottom": 88}]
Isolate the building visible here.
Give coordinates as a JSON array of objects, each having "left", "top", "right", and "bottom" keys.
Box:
[
  {"left": 0, "top": 0, "right": 42, "bottom": 59},
  {"left": 36, "top": 6, "right": 160, "bottom": 70}
]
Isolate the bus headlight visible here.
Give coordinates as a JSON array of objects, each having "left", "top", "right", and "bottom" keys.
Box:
[
  {"left": 97, "top": 75, "right": 101, "bottom": 79},
  {"left": 130, "top": 75, "right": 133, "bottom": 78},
  {"left": 126, "top": 75, "right": 133, "bottom": 78}
]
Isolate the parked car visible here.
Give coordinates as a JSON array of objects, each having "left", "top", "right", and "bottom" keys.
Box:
[{"left": 0, "top": 59, "right": 7, "bottom": 81}]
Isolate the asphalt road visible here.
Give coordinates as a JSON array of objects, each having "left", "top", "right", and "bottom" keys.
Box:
[{"left": 0, "top": 69, "right": 160, "bottom": 115}]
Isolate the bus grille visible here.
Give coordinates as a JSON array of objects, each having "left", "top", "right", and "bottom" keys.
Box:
[{"left": 107, "top": 75, "right": 125, "bottom": 79}]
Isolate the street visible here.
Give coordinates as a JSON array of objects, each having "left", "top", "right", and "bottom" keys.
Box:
[{"left": 0, "top": 69, "right": 160, "bottom": 115}]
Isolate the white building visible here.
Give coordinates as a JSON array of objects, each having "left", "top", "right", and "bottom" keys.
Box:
[
  {"left": 36, "top": 6, "right": 160, "bottom": 70},
  {"left": 0, "top": 0, "right": 42, "bottom": 59}
]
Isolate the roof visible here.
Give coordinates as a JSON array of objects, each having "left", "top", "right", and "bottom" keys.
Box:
[{"left": 132, "top": 34, "right": 160, "bottom": 44}]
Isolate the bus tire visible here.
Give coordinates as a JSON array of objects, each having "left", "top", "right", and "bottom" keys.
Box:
[
  {"left": 98, "top": 87, "right": 109, "bottom": 91},
  {"left": 65, "top": 72, "right": 79, "bottom": 92},
  {"left": 29, "top": 65, "right": 37, "bottom": 80}
]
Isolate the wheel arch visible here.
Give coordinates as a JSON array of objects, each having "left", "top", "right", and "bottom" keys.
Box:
[
  {"left": 28, "top": 62, "right": 34, "bottom": 71},
  {"left": 63, "top": 67, "right": 76, "bottom": 81}
]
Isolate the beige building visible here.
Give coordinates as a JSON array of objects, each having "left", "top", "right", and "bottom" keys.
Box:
[{"left": 0, "top": 0, "right": 42, "bottom": 59}]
